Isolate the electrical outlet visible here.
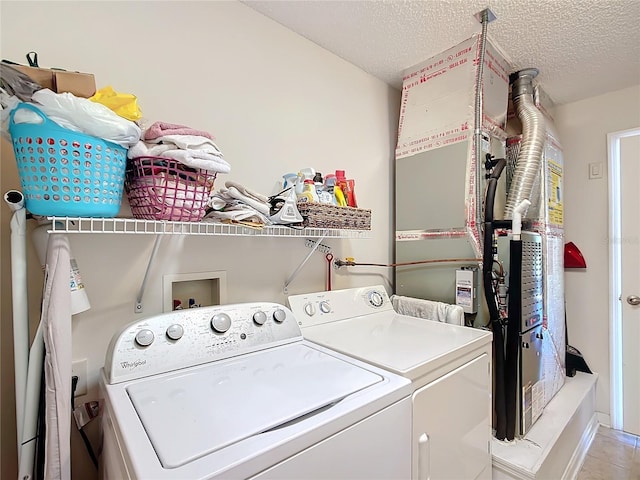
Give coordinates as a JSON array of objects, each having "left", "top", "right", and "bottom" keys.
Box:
[{"left": 71, "top": 358, "right": 88, "bottom": 397}]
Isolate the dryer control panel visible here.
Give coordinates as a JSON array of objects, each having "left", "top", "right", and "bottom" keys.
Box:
[
  {"left": 104, "top": 303, "right": 302, "bottom": 384},
  {"left": 288, "top": 285, "right": 394, "bottom": 328}
]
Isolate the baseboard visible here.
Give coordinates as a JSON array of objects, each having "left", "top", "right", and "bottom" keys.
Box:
[
  {"left": 561, "top": 413, "right": 598, "bottom": 479},
  {"left": 596, "top": 411, "right": 611, "bottom": 428}
]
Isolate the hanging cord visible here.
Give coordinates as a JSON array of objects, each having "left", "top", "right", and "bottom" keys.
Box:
[
  {"left": 483, "top": 156, "right": 509, "bottom": 440},
  {"left": 335, "top": 258, "right": 482, "bottom": 268},
  {"left": 71, "top": 376, "right": 98, "bottom": 468}
]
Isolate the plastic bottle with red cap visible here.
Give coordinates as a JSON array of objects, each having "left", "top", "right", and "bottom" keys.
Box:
[{"left": 335, "top": 170, "right": 357, "bottom": 207}]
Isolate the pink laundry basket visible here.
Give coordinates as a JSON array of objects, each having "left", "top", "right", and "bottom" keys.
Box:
[{"left": 124, "top": 156, "right": 216, "bottom": 222}]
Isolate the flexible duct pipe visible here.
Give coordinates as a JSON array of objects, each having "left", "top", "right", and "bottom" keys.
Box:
[
  {"left": 504, "top": 69, "right": 546, "bottom": 219},
  {"left": 4, "top": 190, "right": 28, "bottom": 460}
]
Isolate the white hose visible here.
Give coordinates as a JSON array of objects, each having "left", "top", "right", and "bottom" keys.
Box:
[
  {"left": 512, "top": 199, "right": 531, "bottom": 240},
  {"left": 4, "top": 190, "right": 28, "bottom": 465}
]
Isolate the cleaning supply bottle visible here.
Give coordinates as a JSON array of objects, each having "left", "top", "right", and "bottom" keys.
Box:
[
  {"left": 294, "top": 172, "right": 305, "bottom": 195},
  {"left": 334, "top": 184, "right": 347, "bottom": 206},
  {"left": 335, "top": 170, "right": 356, "bottom": 207},
  {"left": 346, "top": 178, "right": 357, "bottom": 207},
  {"left": 313, "top": 172, "right": 324, "bottom": 197},
  {"left": 324, "top": 174, "right": 338, "bottom": 205},
  {"left": 298, "top": 179, "right": 319, "bottom": 203}
]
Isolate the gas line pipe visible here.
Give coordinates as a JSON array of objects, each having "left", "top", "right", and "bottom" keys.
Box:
[{"left": 334, "top": 257, "right": 482, "bottom": 268}]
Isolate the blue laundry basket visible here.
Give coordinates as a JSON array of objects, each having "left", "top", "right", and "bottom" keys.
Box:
[{"left": 8, "top": 103, "right": 128, "bottom": 217}]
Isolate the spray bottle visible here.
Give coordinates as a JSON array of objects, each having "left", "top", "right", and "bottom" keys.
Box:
[{"left": 324, "top": 174, "right": 338, "bottom": 205}]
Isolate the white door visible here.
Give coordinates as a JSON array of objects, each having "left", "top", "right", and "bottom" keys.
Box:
[{"left": 621, "top": 132, "right": 640, "bottom": 436}]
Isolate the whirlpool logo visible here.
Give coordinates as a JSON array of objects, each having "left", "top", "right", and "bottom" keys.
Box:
[{"left": 120, "top": 360, "right": 147, "bottom": 370}]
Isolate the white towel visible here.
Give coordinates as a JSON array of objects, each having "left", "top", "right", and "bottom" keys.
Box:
[
  {"left": 157, "top": 149, "right": 231, "bottom": 173},
  {"left": 41, "top": 233, "right": 73, "bottom": 480},
  {"left": 147, "top": 134, "right": 223, "bottom": 155},
  {"left": 127, "top": 141, "right": 172, "bottom": 159},
  {"left": 127, "top": 140, "right": 231, "bottom": 173},
  {"left": 390, "top": 294, "right": 464, "bottom": 325},
  {"left": 225, "top": 186, "right": 270, "bottom": 215},
  {"left": 225, "top": 180, "right": 269, "bottom": 204},
  {"left": 202, "top": 204, "right": 270, "bottom": 225}
]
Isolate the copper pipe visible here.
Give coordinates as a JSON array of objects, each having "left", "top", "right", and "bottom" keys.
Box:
[{"left": 335, "top": 258, "right": 482, "bottom": 268}]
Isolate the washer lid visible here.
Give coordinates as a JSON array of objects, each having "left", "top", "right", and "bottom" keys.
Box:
[
  {"left": 302, "top": 313, "right": 492, "bottom": 380},
  {"left": 126, "top": 343, "right": 382, "bottom": 468}
]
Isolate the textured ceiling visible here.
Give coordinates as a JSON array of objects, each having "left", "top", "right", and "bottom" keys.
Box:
[{"left": 242, "top": 0, "right": 640, "bottom": 106}]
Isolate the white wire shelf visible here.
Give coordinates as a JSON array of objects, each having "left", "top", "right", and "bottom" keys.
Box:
[{"left": 47, "top": 217, "right": 371, "bottom": 239}]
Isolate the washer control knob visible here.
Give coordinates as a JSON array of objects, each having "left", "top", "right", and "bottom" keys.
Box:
[
  {"left": 253, "top": 311, "right": 267, "bottom": 325},
  {"left": 211, "top": 313, "right": 232, "bottom": 333},
  {"left": 135, "top": 329, "right": 155, "bottom": 347},
  {"left": 166, "top": 324, "right": 184, "bottom": 341},
  {"left": 368, "top": 291, "right": 384, "bottom": 308},
  {"left": 319, "top": 301, "right": 331, "bottom": 313},
  {"left": 303, "top": 302, "right": 316, "bottom": 316},
  {"left": 273, "top": 309, "right": 286, "bottom": 323}
]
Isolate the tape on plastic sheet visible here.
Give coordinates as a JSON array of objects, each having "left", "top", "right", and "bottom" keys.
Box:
[
  {"left": 395, "top": 229, "right": 467, "bottom": 241},
  {"left": 396, "top": 36, "right": 478, "bottom": 160}
]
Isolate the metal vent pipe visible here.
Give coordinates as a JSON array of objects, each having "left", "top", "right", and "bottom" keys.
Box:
[{"left": 504, "top": 68, "right": 546, "bottom": 219}]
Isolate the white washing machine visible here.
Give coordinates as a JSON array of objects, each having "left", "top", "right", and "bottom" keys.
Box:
[
  {"left": 288, "top": 285, "right": 494, "bottom": 480},
  {"left": 100, "top": 301, "right": 412, "bottom": 479}
]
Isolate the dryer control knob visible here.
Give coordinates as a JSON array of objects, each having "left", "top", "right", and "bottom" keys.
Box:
[
  {"left": 166, "top": 324, "right": 184, "bottom": 341},
  {"left": 211, "top": 313, "right": 232, "bottom": 333},
  {"left": 303, "top": 302, "right": 316, "bottom": 316},
  {"left": 319, "top": 301, "right": 331, "bottom": 313},
  {"left": 253, "top": 311, "right": 267, "bottom": 325},
  {"left": 135, "top": 329, "right": 155, "bottom": 347},
  {"left": 273, "top": 309, "right": 286, "bottom": 323},
  {"left": 368, "top": 291, "right": 384, "bottom": 308}
]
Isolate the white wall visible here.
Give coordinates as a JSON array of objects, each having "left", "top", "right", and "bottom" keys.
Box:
[
  {"left": 0, "top": 2, "right": 401, "bottom": 478},
  {"left": 554, "top": 84, "right": 640, "bottom": 424}
]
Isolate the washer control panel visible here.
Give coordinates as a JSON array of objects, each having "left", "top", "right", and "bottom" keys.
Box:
[
  {"left": 104, "top": 303, "right": 302, "bottom": 384},
  {"left": 288, "top": 285, "right": 394, "bottom": 329}
]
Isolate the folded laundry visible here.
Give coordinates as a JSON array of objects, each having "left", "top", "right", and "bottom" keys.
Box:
[
  {"left": 146, "top": 134, "right": 223, "bottom": 155},
  {"left": 224, "top": 186, "right": 270, "bottom": 215},
  {"left": 159, "top": 149, "right": 230, "bottom": 174},
  {"left": 208, "top": 187, "right": 270, "bottom": 216},
  {"left": 225, "top": 180, "right": 269, "bottom": 204},
  {"left": 143, "top": 121, "right": 213, "bottom": 141},
  {"left": 127, "top": 141, "right": 230, "bottom": 174},
  {"left": 202, "top": 203, "right": 270, "bottom": 226},
  {"left": 127, "top": 141, "right": 167, "bottom": 159}
]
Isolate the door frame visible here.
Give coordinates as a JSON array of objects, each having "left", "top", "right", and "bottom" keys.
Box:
[{"left": 607, "top": 127, "right": 640, "bottom": 430}]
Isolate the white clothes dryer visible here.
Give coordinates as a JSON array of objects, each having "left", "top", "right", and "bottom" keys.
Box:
[
  {"left": 288, "top": 285, "right": 493, "bottom": 480},
  {"left": 100, "top": 301, "right": 412, "bottom": 479}
]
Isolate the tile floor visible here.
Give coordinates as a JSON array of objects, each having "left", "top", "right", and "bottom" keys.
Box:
[{"left": 577, "top": 425, "right": 640, "bottom": 479}]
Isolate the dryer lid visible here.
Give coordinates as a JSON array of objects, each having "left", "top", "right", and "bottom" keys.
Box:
[
  {"left": 302, "top": 313, "right": 492, "bottom": 380},
  {"left": 126, "top": 343, "right": 382, "bottom": 468}
]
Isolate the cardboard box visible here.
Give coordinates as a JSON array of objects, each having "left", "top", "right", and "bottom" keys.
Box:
[{"left": 9, "top": 64, "right": 96, "bottom": 98}]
